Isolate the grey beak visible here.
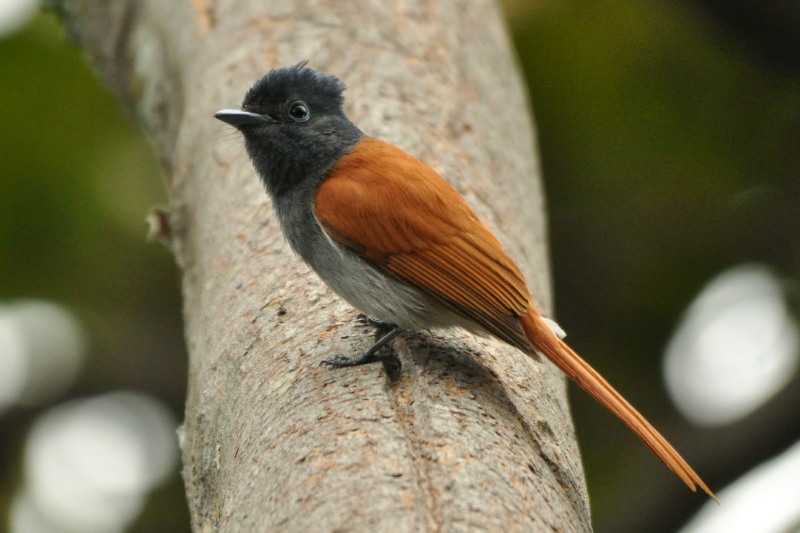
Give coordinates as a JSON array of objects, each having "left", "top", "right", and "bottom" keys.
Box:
[{"left": 214, "top": 109, "right": 270, "bottom": 128}]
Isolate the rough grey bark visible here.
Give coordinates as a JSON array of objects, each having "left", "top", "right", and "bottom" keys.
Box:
[{"left": 58, "top": 0, "right": 591, "bottom": 530}]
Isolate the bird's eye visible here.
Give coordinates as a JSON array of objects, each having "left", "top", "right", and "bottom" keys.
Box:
[{"left": 288, "top": 101, "right": 310, "bottom": 122}]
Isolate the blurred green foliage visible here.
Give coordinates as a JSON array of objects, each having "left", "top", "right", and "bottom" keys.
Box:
[
  {"left": 0, "top": 16, "right": 165, "bottom": 300},
  {"left": 0, "top": 12, "right": 188, "bottom": 533},
  {"left": 1, "top": 2, "right": 798, "bottom": 532}
]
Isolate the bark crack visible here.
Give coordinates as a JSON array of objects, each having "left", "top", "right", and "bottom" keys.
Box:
[{"left": 385, "top": 344, "right": 444, "bottom": 533}]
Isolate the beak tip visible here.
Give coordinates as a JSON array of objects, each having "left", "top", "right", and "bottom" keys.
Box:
[{"left": 214, "top": 108, "right": 269, "bottom": 128}]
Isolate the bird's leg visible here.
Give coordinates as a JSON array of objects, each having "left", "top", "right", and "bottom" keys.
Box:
[{"left": 323, "top": 326, "right": 403, "bottom": 367}]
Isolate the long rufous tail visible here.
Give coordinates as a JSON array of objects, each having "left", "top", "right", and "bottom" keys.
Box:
[{"left": 520, "top": 311, "right": 717, "bottom": 501}]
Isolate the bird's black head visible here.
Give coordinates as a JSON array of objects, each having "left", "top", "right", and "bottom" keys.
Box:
[{"left": 216, "top": 62, "right": 363, "bottom": 198}]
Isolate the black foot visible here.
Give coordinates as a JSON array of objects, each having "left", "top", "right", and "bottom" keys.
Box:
[
  {"left": 323, "top": 351, "right": 394, "bottom": 367},
  {"left": 356, "top": 313, "right": 396, "bottom": 329},
  {"left": 323, "top": 327, "right": 403, "bottom": 368}
]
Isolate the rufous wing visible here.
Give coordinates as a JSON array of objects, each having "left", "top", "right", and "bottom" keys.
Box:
[
  {"left": 314, "top": 137, "right": 717, "bottom": 501},
  {"left": 313, "top": 137, "right": 535, "bottom": 353}
]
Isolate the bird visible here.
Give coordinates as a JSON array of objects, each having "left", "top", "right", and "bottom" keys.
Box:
[{"left": 215, "top": 62, "right": 716, "bottom": 500}]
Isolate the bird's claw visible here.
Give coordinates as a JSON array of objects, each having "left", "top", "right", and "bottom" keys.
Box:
[
  {"left": 356, "top": 313, "right": 395, "bottom": 329},
  {"left": 322, "top": 351, "right": 390, "bottom": 368}
]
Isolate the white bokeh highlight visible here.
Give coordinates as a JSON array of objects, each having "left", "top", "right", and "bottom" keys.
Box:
[
  {"left": 681, "top": 440, "right": 800, "bottom": 533},
  {"left": 663, "top": 265, "right": 799, "bottom": 426},
  {"left": 0, "top": 315, "right": 28, "bottom": 410},
  {"left": 10, "top": 392, "right": 179, "bottom": 533},
  {"left": 0, "top": 0, "right": 38, "bottom": 37},
  {"left": 0, "top": 300, "right": 85, "bottom": 413}
]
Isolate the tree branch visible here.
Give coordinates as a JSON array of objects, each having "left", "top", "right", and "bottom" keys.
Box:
[{"left": 57, "top": 0, "right": 591, "bottom": 530}]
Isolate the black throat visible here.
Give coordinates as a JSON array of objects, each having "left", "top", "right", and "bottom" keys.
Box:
[{"left": 245, "top": 117, "right": 363, "bottom": 199}]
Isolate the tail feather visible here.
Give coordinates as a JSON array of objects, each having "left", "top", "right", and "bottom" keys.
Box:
[{"left": 520, "top": 312, "right": 717, "bottom": 501}]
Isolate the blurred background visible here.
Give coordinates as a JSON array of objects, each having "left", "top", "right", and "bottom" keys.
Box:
[{"left": 1, "top": 0, "right": 798, "bottom": 531}]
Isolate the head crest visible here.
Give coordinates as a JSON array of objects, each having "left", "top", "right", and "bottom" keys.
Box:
[{"left": 243, "top": 62, "right": 346, "bottom": 112}]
